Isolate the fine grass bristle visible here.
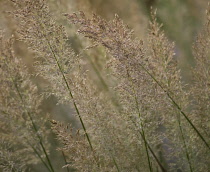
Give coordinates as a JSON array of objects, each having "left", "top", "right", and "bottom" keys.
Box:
[{"left": 0, "top": 0, "right": 209, "bottom": 171}]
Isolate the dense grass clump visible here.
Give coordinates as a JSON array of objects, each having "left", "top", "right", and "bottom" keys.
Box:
[{"left": 0, "top": 0, "right": 209, "bottom": 171}]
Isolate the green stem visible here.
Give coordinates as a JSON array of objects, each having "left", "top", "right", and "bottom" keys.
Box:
[
  {"left": 130, "top": 119, "right": 167, "bottom": 172},
  {"left": 126, "top": 70, "right": 153, "bottom": 172},
  {"left": 44, "top": 36, "right": 100, "bottom": 167},
  {"left": 45, "top": 37, "right": 93, "bottom": 151},
  {"left": 12, "top": 78, "right": 55, "bottom": 172},
  {"left": 0, "top": 110, "right": 51, "bottom": 171},
  {"left": 83, "top": 54, "right": 164, "bottom": 171},
  {"left": 177, "top": 114, "right": 193, "bottom": 172},
  {"left": 27, "top": 140, "right": 52, "bottom": 172},
  {"left": 138, "top": 62, "right": 210, "bottom": 150}
]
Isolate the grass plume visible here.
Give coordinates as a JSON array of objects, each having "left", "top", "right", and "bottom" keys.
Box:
[{"left": 0, "top": 1, "right": 209, "bottom": 171}]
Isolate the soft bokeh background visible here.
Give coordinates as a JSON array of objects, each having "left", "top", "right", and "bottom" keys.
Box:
[
  {"left": 1, "top": 0, "right": 208, "bottom": 88},
  {"left": 0, "top": 0, "right": 209, "bottom": 171}
]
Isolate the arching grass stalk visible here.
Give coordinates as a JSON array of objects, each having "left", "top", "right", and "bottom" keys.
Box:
[
  {"left": 126, "top": 69, "right": 153, "bottom": 172},
  {"left": 176, "top": 113, "right": 193, "bottom": 172},
  {"left": 44, "top": 35, "right": 100, "bottom": 167},
  {"left": 11, "top": 77, "right": 55, "bottom": 172},
  {"left": 27, "top": 139, "right": 52, "bottom": 172},
  {"left": 0, "top": 109, "right": 52, "bottom": 171},
  {"left": 130, "top": 118, "right": 167, "bottom": 172},
  {"left": 138, "top": 62, "right": 210, "bottom": 150},
  {"left": 85, "top": 54, "right": 165, "bottom": 171},
  {"left": 86, "top": 52, "right": 167, "bottom": 171},
  {"left": 66, "top": 10, "right": 209, "bottom": 150},
  {"left": 84, "top": 52, "right": 166, "bottom": 172},
  {"left": 126, "top": 68, "right": 168, "bottom": 172}
]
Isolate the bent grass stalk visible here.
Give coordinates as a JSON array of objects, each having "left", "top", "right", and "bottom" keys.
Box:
[
  {"left": 126, "top": 68, "right": 168, "bottom": 172},
  {"left": 126, "top": 69, "right": 153, "bottom": 172},
  {"left": 85, "top": 51, "right": 166, "bottom": 171},
  {"left": 66, "top": 12, "right": 209, "bottom": 170},
  {"left": 67, "top": 11, "right": 209, "bottom": 150},
  {"left": 11, "top": 77, "right": 55, "bottom": 172},
  {"left": 84, "top": 52, "right": 155, "bottom": 171},
  {"left": 176, "top": 113, "right": 193, "bottom": 172},
  {"left": 77, "top": 47, "right": 164, "bottom": 171},
  {"left": 0, "top": 109, "right": 52, "bottom": 171},
  {"left": 43, "top": 34, "right": 100, "bottom": 167},
  {"left": 41, "top": 21, "right": 123, "bottom": 171},
  {"left": 3, "top": 1, "right": 209, "bottom": 170},
  {"left": 27, "top": 140, "right": 52, "bottom": 172},
  {"left": 86, "top": 52, "right": 166, "bottom": 171},
  {"left": 84, "top": 50, "right": 166, "bottom": 171},
  {"left": 130, "top": 118, "right": 167, "bottom": 172},
  {"left": 138, "top": 62, "right": 210, "bottom": 150}
]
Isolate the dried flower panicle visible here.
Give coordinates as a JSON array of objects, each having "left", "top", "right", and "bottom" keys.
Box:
[
  {"left": 66, "top": 10, "right": 210, "bottom": 171},
  {"left": 192, "top": 4, "right": 210, "bottom": 131},
  {"left": 188, "top": 4, "right": 210, "bottom": 171},
  {"left": 1, "top": 0, "right": 209, "bottom": 171},
  {"left": 0, "top": 140, "right": 28, "bottom": 172},
  {"left": 12, "top": 0, "right": 79, "bottom": 104},
  {"left": 65, "top": 11, "right": 172, "bottom": 171},
  {"left": 71, "top": 73, "right": 149, "bottom": 171},
  {"left": 51, "top": 121, "right": 99, "bottom": 171},
  {"left": 0, "top": 33, "right": 51, "bottom": 171},
  {"left": 11, "top": 1, "right": 103, "bottom": 170}
]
